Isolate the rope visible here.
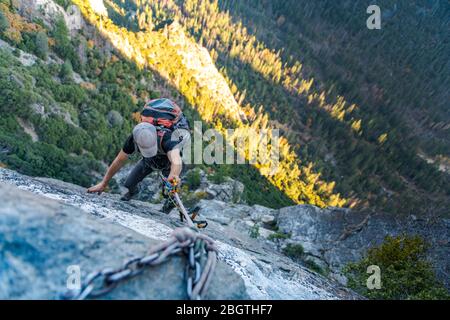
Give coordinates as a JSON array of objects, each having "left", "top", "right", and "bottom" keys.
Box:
[{"left": 173, "top": 192, "right": 195, "bottom": 228}]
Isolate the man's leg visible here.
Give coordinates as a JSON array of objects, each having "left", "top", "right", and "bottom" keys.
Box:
[{"left": 121, "top": 160, "right": 153, "bottom": 201}]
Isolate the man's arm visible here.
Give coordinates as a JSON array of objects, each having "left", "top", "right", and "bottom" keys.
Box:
[
  {"left": 87, "top": 150, "right": 129, "bottom": 194},
  {"left": 167, "top": 148, "right": 182, "bottom": 181}
]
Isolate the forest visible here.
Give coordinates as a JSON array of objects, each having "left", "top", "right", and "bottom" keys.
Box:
[
  {"left": 0, "top": 0, "right": 294, "bottom": 207},
  {"left": 99, "top": 0, "right": 450, "bottom": 216},
  {"left": 0, "top": 0, "right": 448, "bottom": 216}
]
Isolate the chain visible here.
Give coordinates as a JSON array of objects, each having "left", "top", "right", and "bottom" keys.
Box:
[{"left": 63, "top": 227, "right": 217, "bottom": 300}]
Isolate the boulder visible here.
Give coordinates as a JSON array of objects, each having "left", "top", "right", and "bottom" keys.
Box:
[
  {"left": 250, "top": 205, "right": 276, "bottom": 222},
  {"left": 196, "top": 199, "right": 249, "bottom": 225},
  {"left": 204, "top": 178, "right": 245, "bottom": 203},
  {"left": 261, "top": 214, "right": 276, "bottom": 226},
  {"left": 183, "top": 169, "right": 245, "bottom": 203},
  {"left": 16, "top": 0, "right": 85, "bottom": 33},
  {"left": 0, "top": 183, "right": 249, "bottom": 299},
  {"left": 277, "top": 205, "right": 450, "bottom": 287},
  {"left": 107, "top": 110, "right": 124, "bottom": 128}
]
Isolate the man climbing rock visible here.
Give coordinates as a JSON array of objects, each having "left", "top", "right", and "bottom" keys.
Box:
[{"left": 87, "top": 98, "right": 190, "bottom": 213}]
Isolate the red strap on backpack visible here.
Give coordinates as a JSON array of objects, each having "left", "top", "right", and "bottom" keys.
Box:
[
  {"left": 142, "top": 117, "right": 174, "bottom": 128},
  {"left": 141, "top": 99, "right": 183, "bottom": 129}
]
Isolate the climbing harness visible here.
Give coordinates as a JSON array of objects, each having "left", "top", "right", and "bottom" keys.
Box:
[
  {"left": 63, "top": 228, "right": 217, "bottom": 300},
  {"left": 160, "top": 173, "right": 208, "bottom": 229}
]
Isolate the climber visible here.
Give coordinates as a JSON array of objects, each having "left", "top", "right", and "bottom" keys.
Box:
[{"left": 87, "top": 98, "right": 191, "bottom": 213}]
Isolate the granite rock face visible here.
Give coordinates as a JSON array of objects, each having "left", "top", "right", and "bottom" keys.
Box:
[
  {"left": 0, "top": 168, "right": 361, "bottom": 300},
  {"left": 2, "top": 166, "right": 446, "bottom": 299},
  {"left": 16, "top": 0, "right": 85, "bottom": 33},
  {"left": 276, "top": 205, "right": 450, "bottom": 288},
  {"left": 0, "top": 182, "right": 248, "bottom": 300}
]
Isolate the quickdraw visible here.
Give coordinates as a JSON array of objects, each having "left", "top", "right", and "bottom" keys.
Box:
[{"left": 159, "top": 173, "right": 208, "bottom": 229}]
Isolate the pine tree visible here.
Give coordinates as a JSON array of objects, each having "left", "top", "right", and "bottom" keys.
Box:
[
  {"left": 53, "top": 17, "right": 71, "bottom": 58},
  {"left": 59, "top": 60, "right": 73, "bottom": 83},
  {"left": 35, "top": 32, "right": 49, "bottom": 60},
  {"left": 0, "top": 10, "right": 9, "bottom": 32}
]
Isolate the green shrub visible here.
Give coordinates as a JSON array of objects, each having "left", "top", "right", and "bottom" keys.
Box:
[
  {"left": 248, "top": 224, "right": 260, "bottom": 239},
  {"left": 53, "top": 84, "right": 88, "bottom": 106},
  {"left": 35, "top": 32, "right": 49, "bottom": 60},
  {"left": 304, "top": 259, "right": 327, "bottom": 276},
  {"left": 0, "top": 10, "right": 9, "bottom": 32},
  {"left": 54, "top": 0, "right": 70, "bottom": 9},
  {"left": 53, "top": 17, "right": 71, "bottom": 56},
  {"left": 185, "top": 169, "right": 201, "bottom": 190},
  {"left": 344, "top": 235, "right": 450, "bottom": 300},
  {"left": 208, "top": 170, "right": 227, "bottom": 184},
  {"left": 59, "top": 60, "right": 74, "bottom": 83},
  {"left": 52, "top": 17, "right": 81, "bottom": 72},
  {"left": 19, "top": 31, "right": 36, "bottom": 54},
  {"left": 268, "top": 231, "right": 291, "bottom": 241},
  {"left": 107, "top": 110, "right": 124, "bottom": 128},
  {"left": 0, "top": 128, "right": 100, "bottom": 187},
  {"left": 283, "top": 243, "right": 304, "bottom": 260}
]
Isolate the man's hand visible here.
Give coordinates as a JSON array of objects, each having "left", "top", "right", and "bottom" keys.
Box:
[
  {"left": 87, "top": 181, "right": 107, "bottom": 195},
  {"left": 168, "top": 174, "right": 180, "bottom": 182},
  {"left": 162, "top": 176, "right": 180, "bottom": 195},
  {"left": 87, "top": 151, "right": 129, "bottom": 195}
]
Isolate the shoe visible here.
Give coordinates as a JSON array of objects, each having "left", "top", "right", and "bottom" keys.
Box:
[
  {"left": 188, "top": 206, "right": 201, "bottom": 218},
  {"left": 162, "top": 197, "right": 176, "bottom": 214},
  {"left": 120, "top": 189, "right": 137, "bottom": 201}
]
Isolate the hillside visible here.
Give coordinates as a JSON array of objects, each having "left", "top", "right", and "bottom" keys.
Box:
[
  {"left": 0, "top": 0, "right": 335, "bottom": 209},
  {"left": 1, "top": 0, "right": 448, "bottom": 216},
  {"left": 152, "top": 0, "right": 450, "bottom": 215}
]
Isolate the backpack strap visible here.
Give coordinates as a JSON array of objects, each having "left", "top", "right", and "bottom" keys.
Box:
[
  {"left": 142, "top": 117, "right": 174, "bottom": 128},
  {"left": 156, "top": 128, "right": 169, "bottom": 154}
]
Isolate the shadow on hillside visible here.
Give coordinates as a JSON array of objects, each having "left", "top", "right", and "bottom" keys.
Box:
[
  {"left": 80, "top": 10, "right": 294, "bottom": 208},
  {"left": 80, "top": 0, "right": 450, "bottom": 215}
]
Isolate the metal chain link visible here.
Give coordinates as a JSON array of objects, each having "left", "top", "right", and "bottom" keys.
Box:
[{"left": 62, "top": 228, "right": 217, "bottom": 300}]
